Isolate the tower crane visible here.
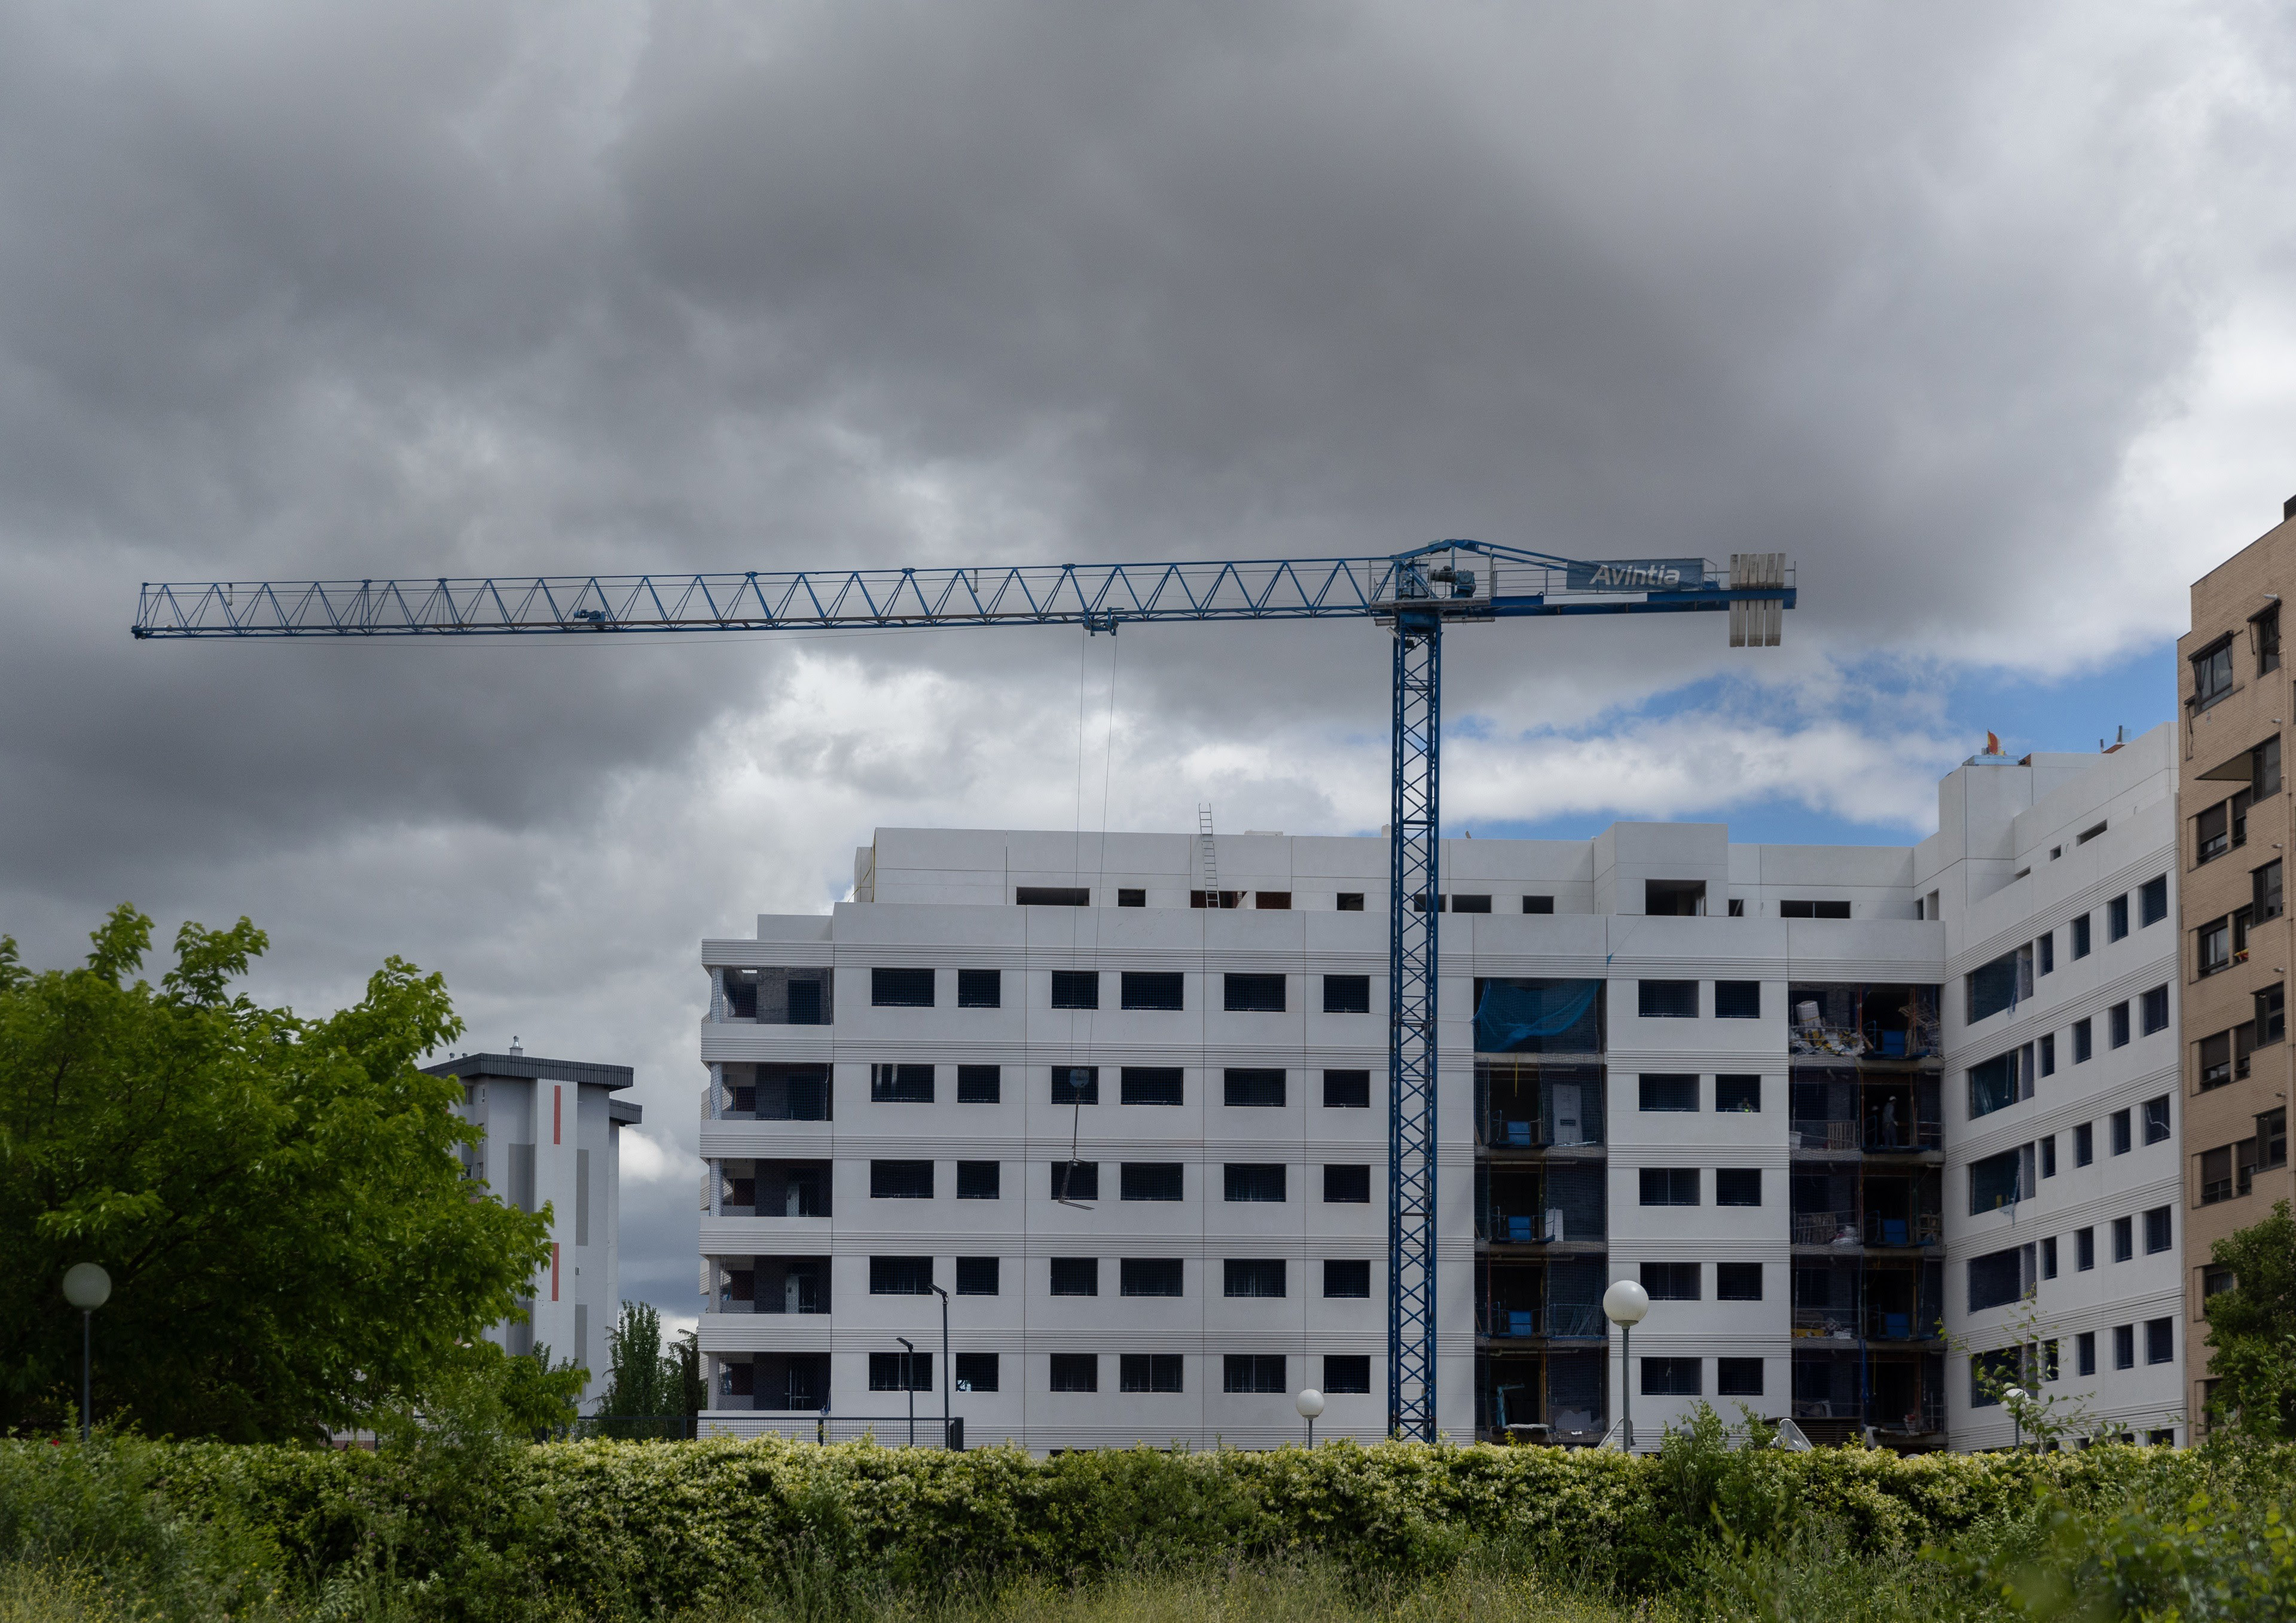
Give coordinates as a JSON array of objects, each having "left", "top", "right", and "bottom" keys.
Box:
[{"left": 134, "top": 541, "right": 1796, "bottom": 1439}]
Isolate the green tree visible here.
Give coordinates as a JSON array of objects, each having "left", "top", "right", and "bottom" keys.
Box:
[
  {"left": 597, "top": 1301, "right": 682, "bottom": 1416},
  {"left": 2203, "top": 1199, "right": 2296, "bottom": 1439},
  {"left": 0, "top": 906, "right": 555, "bottom": 1440}
]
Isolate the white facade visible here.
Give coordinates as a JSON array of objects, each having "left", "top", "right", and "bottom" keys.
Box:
[
  {"left": 697, "top": 726, "right": 2184, "bottom": 1451},
  {"left": 431, "top": 1050, "right": 639, "bottom": 1407}
]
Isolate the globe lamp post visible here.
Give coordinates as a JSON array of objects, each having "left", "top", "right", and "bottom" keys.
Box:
[
  {"left": 1296, "top": 1386, "right": 1325, "bottom": 1447},
  {"left": 61, "top": 1265, "right": 111, "bottom": 1444},
  {"left": 1602, "top": 1278, "right": 1650, "bottom": 1451}
]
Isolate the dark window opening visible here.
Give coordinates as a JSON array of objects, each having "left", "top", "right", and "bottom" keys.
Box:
[
  {"left": 1324, "top": 1164, "right": 1371, "bottom": 1203},
  {"left": 1224, "top": 1163, "right": 1286, "bottom": 1203},
  {"left": 1324, "top": 1355, "right": 1371, "bottom": 1392},
  {"left": 870, "top": 1352, "right": 932, "bottom": 1392},
  {"left": 1715, "top": 1074, "right": 1761, "bottom": 1112},
  {"left": 1051, "top": 971, "right": 1100, "bottom": 1010},
  {"left": 1781, "top": 899, "right": 1852, "bottom": 919},
  {"left": 955, "top": 1161, "right": 1000, "bottom": 1200},
  {"left": 2139, "top": 875, "right": 2169, "bottom": 927},
  {"left": 1051, "top": 1066, "right": 1100, "bottom": 1105},
  {"left": 957, "top": 968, "right": 1002, "bottom": 1008},
  {"left": 1120, "top": 971, "right": 1184, "bottom": 1010},
  {"left": 1717, "top": 1358, "right": 1764, "bottom": 1396},
  {"left": 1223, "top": 1259, "right": 1286, "bottom": 1298},
  {"left": 1224, "top": 973, "right": 1287, "bottom": 1012},
  {"left": 955, "top": 1257, "right": 999, "bottom": 1295},
  {"left": 1523, "top": 895, "right": 1555, "bottom": 914},
  {"left": 1324, "top": 1069, "right": 1372, "bottom": 1108},
  {"left": 1051, "top": 1161, "right": 1099, "bottom": 1202},
  {"left": 1640, "top": 1073, "right": 1698, "bottom": 1111},
  {"left": 1017, "top": 887, "right": 1090, "bottom": 907},
  {"left": 1256, "top": 891, "right": 1293, "bottom": 910},
  {"left": 1190, "top": 890, "right": 1242, "bottom": 909},
  {"left": 1120, "top": 1258, "right": 1183, "bottom": 1297},
  {"left": 870, "top": 1160, "right": 933, "bottom": 1200},
  {"left": 1716, "top": 1168, "right": 1761, "bottom": 1206},
  {"left": 1641, "top": 1262, "right": 1700, "bottom": 1300},
  {"left": 1120, "top": 1162, "right": 1183, "bottom": 1202},
  {"left": 1225, "top": 1354, "right": 1286, "bottom": 1394},
  {"left": 871, "top": 1063, "right": 934, "bottom": 1104},
  {"left": 1049, "top": 1257, "right": 1098, "bottom": 1297},
  {"left": 1324, "top": 1260, "right": 1370, "bottom": 1298},
  {"left": 1121, "top": 1353, "right": 1183, "bottom": 1392},
  {"left": 1717, "top": 1263, "right": 1763, "bottom": 1301},
  {"left": 1117, "top": 888, "right": 1146, "bottom": 908},
  {"left": 1336, "top": 893, "right": 1366, "bottom": 911},
  {"left": 1049, "top": 1353, "right": 1097, "bottom": 1392},
  {"left": 1452, "top": 894, "right": 1492, "bottom": 913},
  {"left": 956, "top": 1065, "right": 1002, "bottom": 1103},
  {"left": 870, "top": 1256, "right": 933, "bottom": 1295},
  {"left": 954, "top": 1353, "right": 999, "bottom": 1392},
  {"left": 1225, "top": 1068, "right": 1286, "bottom": 1107},
  {"left": 2193, "top": 636, "right": 2235, "bottom": 710},
  {"left": 1641, "top": 1358, "right": 1702, "bottom": 1396},
  {"left": 1640, "top": 1167, "right": 1699, "bottom": 1206},
  {"left": 1323, "top": 974, "right": 1372, "bottom": 1014},
  {"left": 1714, "top": 980, "right": 1761, "bottom": 1019},
  {"left": 1638, "top": 979, "right": 1699, "bottom": 1018},
  {"left": 1120, "top": 1067, "right": 1184, "bottom": 1106},
  {"left": 871, "top": 967, "right": 935, "bottom": 1007}
]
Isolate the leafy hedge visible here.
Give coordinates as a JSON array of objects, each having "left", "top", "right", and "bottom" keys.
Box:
[{"left": 8, "top": 1430, "right": 2294, "bottom": 1620}]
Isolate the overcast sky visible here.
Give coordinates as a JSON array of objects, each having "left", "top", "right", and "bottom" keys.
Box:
[{"left": 4, "top": 1, "right": 2294, "bottom": 1325}]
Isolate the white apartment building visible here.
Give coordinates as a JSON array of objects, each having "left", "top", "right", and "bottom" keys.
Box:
[
  {"left": 429, "top": 1049, "right": 641, "bottom": 1407},
  {"left": 696, "top": 725, "right": 2187, "bottom": 1451}
]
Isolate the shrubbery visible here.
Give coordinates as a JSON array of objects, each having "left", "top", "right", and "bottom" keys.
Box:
[{"left": 1, "top": 1422, "right": 2293, "bottom": 1620}]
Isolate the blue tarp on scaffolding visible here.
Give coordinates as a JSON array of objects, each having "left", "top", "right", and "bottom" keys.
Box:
[{"left": 1474, "top": 979, "right": 1601, "bottom": 1054}]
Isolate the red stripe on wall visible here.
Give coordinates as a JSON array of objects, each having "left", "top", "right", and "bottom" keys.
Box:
[
  {"left": 553, "top": 1084, "right": 561, "bottom": 1145},
  {"left": 551, "top": 1243, "right": 560, "bottom": 1301}
]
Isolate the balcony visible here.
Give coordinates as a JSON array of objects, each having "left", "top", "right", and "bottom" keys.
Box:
[{"left": 1787, "top": 983, "right": 1940, "bottom": 1061}]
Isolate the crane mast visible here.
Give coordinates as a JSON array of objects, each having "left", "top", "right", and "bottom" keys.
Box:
[{"left": 135, "top": 542, "right": 1794, "bottom": 1441}]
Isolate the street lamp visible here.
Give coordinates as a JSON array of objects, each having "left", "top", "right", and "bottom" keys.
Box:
[
  {"left": 929, "top": 1285, "right": 951, "bottom": 1449},
  {"left": 1602, "top": 1278, "right": 1650, "bottom": 1452},
  {"left": 1296, "top": 1387, "right": 1325, "bottom": 1448},
  {"left": 2004, "top": 1386, "right": 2028, "bottom": 1452},
  {"left": 897, "top": 1337, "right": 916, "bottom": 1448},
  {"left": 61, "top": 1264, "right": 111, "bottom": 1444}
]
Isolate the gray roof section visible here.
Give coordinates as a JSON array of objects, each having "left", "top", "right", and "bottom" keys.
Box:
[
  {"left": 421, "top": 1051, "right": 634, "bottom": 1091},
  {"left": 608, "top": 1096, "right": 644, "bottom": 1124}
]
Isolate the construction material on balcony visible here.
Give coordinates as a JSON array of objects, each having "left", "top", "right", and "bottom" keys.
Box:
[
  {"left": 1476, "top": 1062, "right": 1604, "bottom": 1150},
  {"left": 1787, "top": 982, "right": 1939, "bottom": 1060},
  {"left": 1472, "top": 979, "right": 1603, "bottom": 1056}
]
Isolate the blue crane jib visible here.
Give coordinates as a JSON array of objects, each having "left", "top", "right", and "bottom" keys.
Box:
[{"left": 133, "top": 542, "right": 1795, "bottom": 1442}]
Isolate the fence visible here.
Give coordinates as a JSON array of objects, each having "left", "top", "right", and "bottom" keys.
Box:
[{"left": 696, "top": 1413, "right": 964, "bottom": 1448}]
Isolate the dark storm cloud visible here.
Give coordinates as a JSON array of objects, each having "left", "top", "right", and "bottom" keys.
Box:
[{"left": 0, "top": 0, "right": 2288, "bottom": 1318}]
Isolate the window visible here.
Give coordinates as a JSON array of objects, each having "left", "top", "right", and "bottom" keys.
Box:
[
  {"left": 1120, "top": 971, "right": 1184, "bottom": 1011},
  {"left": 1715, "top": 1169, "right": 1761, "bottom": 1206},
  {"left": 2260, "top": 606, "right": 2285, "bottom": 674},
  {"left": 1969, "top": 1052, "right": 2022, "bottom": 1119},
  {"left": 870, "top": 1257, "right": 933, "bottom": 1295},
  {"left": 1715, "top": 1075, "right": 1761, "bottom": 1112},
  {"left": 2114, "top": 1325, "right": 2135, "bottom": 1371},
  {"left": 1120, "top": 1353, "right": 1183, "bottom": 1393},
  {"left": 2260, "top": 735, "right": 2285, "bottom": 797},
  {"left": 1324, "top": 1069, "right": 1371, "bottom": 1108},
  {"left": 1324, "top": 1260, "right": 1371, "bottom": 1298},
  {"left": 1717, "top": 1263, "right": 1763, "bottom": 1300},
  {"left": 1968, "top": 1249, "right": 2025, "bottom": 1312},
  {"left": 1337, "top": 893, "right": 1366, "bottom": 911},
  {"left": 1323, "top": 974, "right": 1372, "bottom": 1014},
  {"left": 2199, "top": 800, "right": 2231, "bottom": 864},
  {"left": 871, "top": 1160, "right": 933, "bottom": 1199},
  {"left": 1049, "top": 1257, "right": 1098, "bottom": 1297},
  {"left": 1224, "top": 1354, "right": 1286, "bottom": 1393},
  {"left": 2261, "top": 1107, "right": 2289, "bottom": 1168},
  {"left": 1642, "top": 1358, "right": 1702, "bottom": 1396},
  {"left": 1452, "top": 894, "right": 1493, "bottom": 913},
  {"left": 955, "top": 1257, "right": 999, "bottom": 1295},
  {"left": 1967, "top": 946, "right": 2031, "bottom": 1022},
  {"left": 957, "top": 968, "right": 1002, "bottom": 1008},
  {"left": 1120, "top": 1163, "right": 1184, "bottom": 1202},
  {"left": 2199, "top": 1030, "right": 2239, "bottom": 1090},
  {"left": 2112, "top": 1215, "right": 2133, "bottom": 1263},
  {"left": 1324, "top": 1355, "right": 1372, "bottom": 1393},
  {"left": 2076, "top": 1331, "right": 2097, "bottom": 1376},
  {"left": 2111, "top": 1109, "right": 2132, "bottom": 1156},
  {"left": 1523, "top": 895, "right": 1555, "bottom": 914},
  {"left": 1120, "top": 1068, "right": 1184, "bottom": 1106},
  {"left": 1051, "top": 971, "right": 1099, "bottom": 1010},
  {"left": 2140, "top": 876, "right": 2169, "bottom": 927},
  {"left": 1049, "top": 1353, "right": 1097, "bottom": 1392},
  {"left": 1970, "top": 1150, "right": 2023, "bottom": 1214},
  {"left": 1638, "top": 980, "right": 1699, "bottom": 1018},
  {"left": 871, "top": 1352, "right": 932, "bottom": 1391},
  {"left": 2041, "top": 1135, "right": 2057, "bottom": 1178},
  {"left": 2109, "top": 1003, "right": 2130, "bottom": 1049},
  {"left": 2146, "top": 1318, "right": 2175, "bottom": 1365},
  {"left": 2072, "top": 915, "right": 2092, "bottom": 958},
  {"left": 1641, "top": 1262, "right": 1700, "bottom": 1300},
  {"left": 2075, "top": 1227, "right": 2095, "bottom": 1271},
  {"left": 1225, "top": 1164, "right": 1286, "bottom": 1203},
  {"left": 2038, "top": 931, "right": 2054, "bottom": 975},
  {"left": 2200, "top": 916, "right": 2232, "bottom": 977},
  {"left": 872, "top": 967, "right": 935, "bottom": 1007},
  {"left": 1717, "top": 1358, "right": 1764, "bottom": 1397},
  {"left": 1257, "top": 891, "right": 1293, "bottom": 910},
  {"left": 955, "top": 1353, "right": 999, "bottom": 1392},
  {"left": 1714, "top": 980, "right": 1761, "bottom": 1019},
  {"left": 1324, "top": 1164, "right": 1371, "bottom": 1203},
  {"left": 2109, "top": 894, "right": 2130, "bottom": 942},
  {"left": 2205, "top": 1265, "right": 2237, "bottom": 1298},
  {"left": 2041, "top": 1236, "right": 2058, "bottom": 1278},
  {"left": 2142, "top": 986, "right": 2169, "bottom": 1035},
  {"left": 2193, "top": 635, "right": 2234, "bottom": 710},
  {"left": 2074, "top": 1122, "right": 2094, "bottom": 1166},
  {"left": 1120, "top": 1258, "right": 1183, "bottom": 1297},
  {"left": 1051, "top": 1162, "right": 1098, "bottom": 1202},
  {"left": 1193, "top": 890, "right": 1241, "bottom": 910},
  {"left": 1051, "top": 1066, "right": 1099, "bottom": 1105},
  {"left": 2143, "top": 1095, "right": 2172, "bottom": 1145},
  {"left": 2040, "top": 1033, "right": 2056, "bottom": 1077},
  {"left": 2200, "top": 1145, "right": 2237, "bottom": 1205},
  {"left": 956, "top": 1161, "right": 1000, "bottom": 1200},
  {"left": 1225, "top": 1069, "right": 1286, "bottom": 1107},
  {"left": 1780, "top": 899, "right": 1852, "bottom": 919},
  {"left": 871, "top": 1063, "right": 934, "bottom": 1104},
  {"left": 1970, "top": 1349, "right": 2022, "bottom": 1406},
  {"left": 1224, "top": 1259, "right": 1286, "bottom": 1297},
  {"left": 957, "top": 1065, "right": 1002, "bottom": 1103},
  {"left": 1639, "top": 1074, "right": 1698, "bottom": 1112},
  {"left": 2260, "top": 985, "right": 2287, "bottom": 1046},
  {"left": 1640, "top": 1167, "right": 1699, "bottom": 1206},
  {"left": 1117, "top": 888, "right": 1146, "bottom": 908},
  {"left": 2144, "top": 1205, "right": 2172, "bottom": 1254},
  {"left": 1728, "top": 898, "right": 1746, "bottom": 916},
  {"left": 1223, "top": 973, "right": 1286, "bottom": 1012}
]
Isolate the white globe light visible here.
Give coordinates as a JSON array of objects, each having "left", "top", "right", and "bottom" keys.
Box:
[
  {"left": 1602, "top": 1279, "right": 1650, "bottom": 1326},
  {"left": 1295, "top": 1388, "right": 1326, "bottom": 1419},
  {"left": 2004, "top": 1387, "right": 2028, "bottom": 1404},
  {"left": 62, "top": 1264, "right": 111, "bottom": 1311}
]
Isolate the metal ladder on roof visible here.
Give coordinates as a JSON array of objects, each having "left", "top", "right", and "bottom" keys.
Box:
[{"left": 1196, "top": 803, "right": 1223, "bottom": 907}]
